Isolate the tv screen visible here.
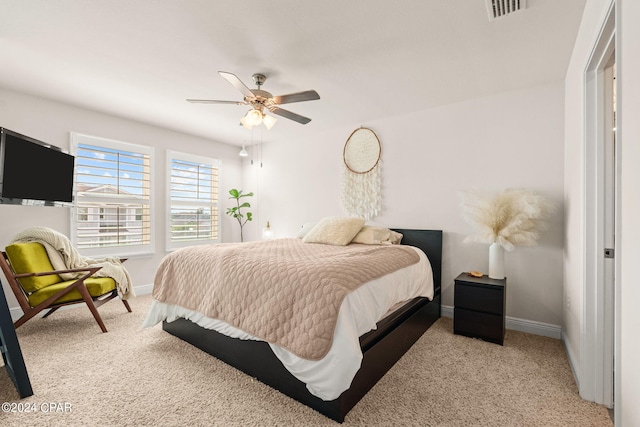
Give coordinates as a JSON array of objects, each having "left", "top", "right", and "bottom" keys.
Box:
[{"left": 0, "top": 128, "right": 75, "bottom": 206}]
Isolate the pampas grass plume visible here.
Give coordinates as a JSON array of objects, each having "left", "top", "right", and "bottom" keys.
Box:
[{"left": 460, "top": 188, "right": 551, "bottom": 251}]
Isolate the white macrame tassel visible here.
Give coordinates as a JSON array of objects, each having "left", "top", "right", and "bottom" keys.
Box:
[{"left": 341, "top": 161, "right": 382, "bottom": 221}]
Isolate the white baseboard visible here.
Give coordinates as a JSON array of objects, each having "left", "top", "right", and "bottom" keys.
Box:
[
  {"left": 441, "top": 304, "right": 562, "bottom": 339},
  {"left": 133, "top": 283, "right": 154, "bottom": 296},
  {"left": 9, "top": 283, "right": 154, "bottom": 322},
  {"left": 10, "top": 291, "right": 561, "bottom": 341},
  {"left": 561, "top": 330, "right": 580, "bottom": 389},
  {"left": 9, "top": 306, "right": 21, "bottom": 322}
]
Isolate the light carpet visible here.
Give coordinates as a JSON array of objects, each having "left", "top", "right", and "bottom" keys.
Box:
[{"left": 0, "top": 294, "right": 612, "bottom": 426}]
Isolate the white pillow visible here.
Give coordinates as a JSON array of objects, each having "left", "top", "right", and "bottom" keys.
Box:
[
  {"left": 296, "top": 222, "right": 318, "bottom": 239},
  {"left": 351, "top": 226, "right": 403, "bottom": 245},
  {"left": 302, "top": 216, "right": 365, "bottom": 246}
]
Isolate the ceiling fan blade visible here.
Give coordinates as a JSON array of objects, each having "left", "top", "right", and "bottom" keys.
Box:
[
  {"left": 273, "top": 90, "right": 320, "bottom": 105},
  {"left": 187, "top": 99, "right": 247, "bottom": 105},
  {"left": 218, "top": 71, "right": 255, "bottom": 99},
  {"left": 269, "top": 107, "right": 312, "bottom": 124}
]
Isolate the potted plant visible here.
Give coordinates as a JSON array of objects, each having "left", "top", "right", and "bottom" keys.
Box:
[{"left": 226, "top": 188, "right": 253, "bottom": 242}]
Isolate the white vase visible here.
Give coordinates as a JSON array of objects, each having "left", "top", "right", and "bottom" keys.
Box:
[{"left": 489, "top": 243, "right": 505, "bottom": 279}]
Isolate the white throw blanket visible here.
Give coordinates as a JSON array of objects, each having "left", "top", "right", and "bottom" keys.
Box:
[{"left": 10, "top": 227, "right": 134, "bottom": 300}]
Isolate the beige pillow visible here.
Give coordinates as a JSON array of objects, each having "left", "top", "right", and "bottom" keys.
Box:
[
  {"left": 302, "top": 216, "right": 365, "bottom": 246},
  {"left": 351, "top": 226, "right": 403, "bottom": 245},
  {"left": 296, "top": 222, "right": 318, "bottom": 239}
]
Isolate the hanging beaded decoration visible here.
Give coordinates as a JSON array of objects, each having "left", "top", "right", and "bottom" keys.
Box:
[{"left": 341, "top": 127, "right": 382, "bottom": 220}]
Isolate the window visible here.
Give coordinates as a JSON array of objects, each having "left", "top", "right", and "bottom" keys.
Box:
[
  {"left": 70, "top": 133, "right": 153, "bottom": 257},
  {"left": 167, "top": 150, "right": 220, "bottom": 251}
]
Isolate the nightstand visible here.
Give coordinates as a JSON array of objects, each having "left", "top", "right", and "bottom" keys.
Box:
[{"left": 453, "top": 272, "right": 506, "bottom": 345}]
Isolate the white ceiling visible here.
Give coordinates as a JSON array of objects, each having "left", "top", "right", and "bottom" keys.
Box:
[{"left": 0, "top": 0, "right": 586, "bottom": 147}]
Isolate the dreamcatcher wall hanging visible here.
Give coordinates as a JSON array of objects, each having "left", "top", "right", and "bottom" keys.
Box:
[{"left": 341, "top": 127, "right": 382, "bottom": 220}]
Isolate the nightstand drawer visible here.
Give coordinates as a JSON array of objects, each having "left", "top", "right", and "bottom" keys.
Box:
[
  {"left": 454, "top": 307, "right": 504, "bottom": 344},
  {"left": 454, "top": 282, "right": 504, "bottom": 315}
]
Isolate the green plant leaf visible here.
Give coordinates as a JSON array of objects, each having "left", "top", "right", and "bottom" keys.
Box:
[{"left": 225, "top": 188, "right": 254, "bottom": 237}]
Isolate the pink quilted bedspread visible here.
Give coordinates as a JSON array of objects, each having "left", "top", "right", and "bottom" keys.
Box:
[{"left": 152, "top": 238, "right": 420, "bottom": 360}]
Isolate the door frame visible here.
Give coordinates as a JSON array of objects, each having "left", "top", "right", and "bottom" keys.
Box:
[{"left": 582, "top": 1, "right": 617, "bottom": 408}]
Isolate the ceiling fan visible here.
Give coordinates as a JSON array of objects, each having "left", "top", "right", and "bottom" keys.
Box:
[{"left": 187, "top": 71, "right": 320, "bottom": 129}]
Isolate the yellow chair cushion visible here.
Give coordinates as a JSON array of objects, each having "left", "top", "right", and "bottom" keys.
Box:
[
  {"left": 27, "top": 277, "right": 117, "bottom": 307},
  {"left": 5, "top": 242, "right": 62, "bottom": 293}
]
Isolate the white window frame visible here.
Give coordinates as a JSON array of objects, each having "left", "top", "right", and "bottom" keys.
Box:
[
  {"left": 166, "top": 150, "right": 221, "bottom": 252},
  {"left": 70, "top": 132, "right": 154, "bottom": 258}
]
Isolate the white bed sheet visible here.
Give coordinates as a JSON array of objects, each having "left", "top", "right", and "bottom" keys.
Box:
[{"left": 142, "top": 246, "right": 434, "bottom": 401}]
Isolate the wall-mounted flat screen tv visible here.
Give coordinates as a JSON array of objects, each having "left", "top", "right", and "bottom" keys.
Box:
[{"left": 0, "top": 127, "right": 75, "bottom": 206}]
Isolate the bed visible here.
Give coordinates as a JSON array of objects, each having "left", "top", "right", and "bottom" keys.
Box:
[{"left": 143, "top": 228, "right": 442, "bottom": 423}]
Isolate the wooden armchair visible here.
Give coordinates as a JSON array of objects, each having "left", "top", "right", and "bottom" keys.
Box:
[{"left": 0, "top": 242, "right": 131, "bottom": 333}]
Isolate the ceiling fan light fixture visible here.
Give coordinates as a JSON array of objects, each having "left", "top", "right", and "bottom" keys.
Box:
[
  {"left": 239, "top": 145, "right": 248, "bottom": 157},
  {"left": 240, "top": 115, "right": 253, "bottom": 130},
  {"left": 263, "top": 113, "right": 277, "bottom": 130},
  {"left": 246, "top": 109, "right": 263, "bottom": 126}
]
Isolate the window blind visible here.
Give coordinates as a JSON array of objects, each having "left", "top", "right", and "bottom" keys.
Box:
[
  {"left": 167, "top": 151, "right": 220, "bottom": 250},
  {"left": 71, "top": 133, "right": 153, "bottom": 256}
]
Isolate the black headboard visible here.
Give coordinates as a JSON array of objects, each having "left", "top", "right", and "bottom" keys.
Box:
[{"left": 392, "top": 229, "right": 442, "bottom": 295}]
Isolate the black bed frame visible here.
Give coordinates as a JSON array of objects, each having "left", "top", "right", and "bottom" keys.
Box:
[{"left": 162, "top": 229, "right": 442, "bottom": 423}]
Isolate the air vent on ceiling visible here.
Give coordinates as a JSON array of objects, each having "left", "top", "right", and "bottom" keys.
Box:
[{"left": 485, "top": 0, "right": 527, "bottom": 21}]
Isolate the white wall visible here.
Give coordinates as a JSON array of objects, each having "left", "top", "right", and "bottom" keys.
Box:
[
  {"left": 618, "top": 1, "right": 640, "bottom": 425},
  {"left": 245, "top": 81, "right": 566, "bottom": 328},
  {"left": 0, "top": 87, "right": 243, "bottom": 309}
]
